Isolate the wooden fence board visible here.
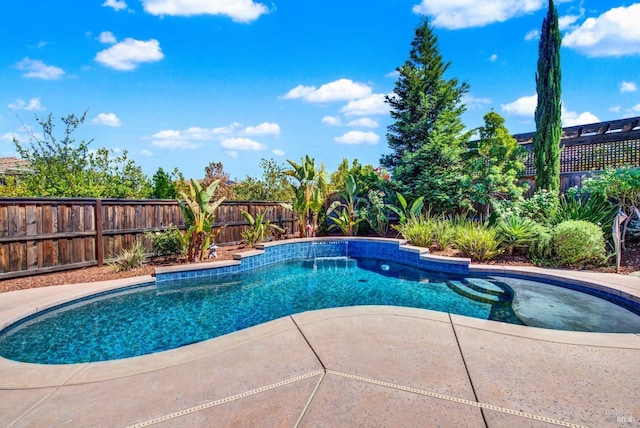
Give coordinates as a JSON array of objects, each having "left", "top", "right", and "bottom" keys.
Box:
[{"left": 0, "top": 198, "right": 296, "bottom": 279}]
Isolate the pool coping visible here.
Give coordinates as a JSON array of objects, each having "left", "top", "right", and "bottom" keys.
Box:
[{"left": 1, "top": 238, "right": 639, "bottom": 389}]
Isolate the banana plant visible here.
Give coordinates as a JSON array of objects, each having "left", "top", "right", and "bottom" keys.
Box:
[
  {"left": 388, "top": 192, "right": 424, "bottom": 225},
  {"left": 284, "top": 155, "right": 327, "bottom": 236},
  {"left": 177, "top": 179, "right": 226, "bottom": 261},
  {"left": 326, "top": 174, "right": 364, "bottom": 236},
  {"left": 240, "top": 209, "right": 284, "bottom": 247}
]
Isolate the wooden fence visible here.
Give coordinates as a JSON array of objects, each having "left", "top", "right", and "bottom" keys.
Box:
[{"left": 0, "top": 199, "right": 296, "bottom": 280}]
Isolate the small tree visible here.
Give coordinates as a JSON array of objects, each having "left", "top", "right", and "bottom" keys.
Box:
[
  {"left": 234, "top": 158, "right": 294, "bottom": 201},
  {"left": 466, "top": 111, "right": 528, "bottom": 216},
  {"left": 13, "top": 112, "right": 151, "bottom": 198},
  {"left": 202, "top": 161, "right": 235, "bottom": 199},
  {"left": 151, "top": 167, "right": 182, "bottom": 199},
  {"left": 533, "top": 0, "right": 562, "bottom": 193}
]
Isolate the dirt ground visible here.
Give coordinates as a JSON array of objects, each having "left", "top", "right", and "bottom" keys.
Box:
[{"left": 1, "top": 243, "right": 638, "bottom": 294}]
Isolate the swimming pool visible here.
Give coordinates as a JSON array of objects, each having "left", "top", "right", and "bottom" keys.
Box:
[{"left": 1, "top": 241, "right": 640, "bottom": 365}]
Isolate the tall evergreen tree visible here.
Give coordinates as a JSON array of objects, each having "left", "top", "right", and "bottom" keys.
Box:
[
  {"left": 381, "top": 18, "right": 470, "bottom": 212},
  {"left": 533, "top": 0, "right": 562, "bottom": 193}
]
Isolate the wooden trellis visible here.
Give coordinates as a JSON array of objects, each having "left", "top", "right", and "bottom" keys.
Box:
[{"left": 516, "top": 116, "right": 640, "bottom": 193}]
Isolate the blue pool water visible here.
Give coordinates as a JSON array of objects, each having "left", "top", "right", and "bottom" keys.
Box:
[{"left": 1, "top": 257, "right": 640, "bottom": 364}]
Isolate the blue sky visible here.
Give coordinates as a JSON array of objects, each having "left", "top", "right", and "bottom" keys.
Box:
[{"left": 1, "top": 0, "right": 639, "bottom": 181}]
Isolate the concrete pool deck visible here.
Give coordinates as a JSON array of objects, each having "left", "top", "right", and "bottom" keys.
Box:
[{"left": 1, "top": 268, "right": 639, "bottom": 427}]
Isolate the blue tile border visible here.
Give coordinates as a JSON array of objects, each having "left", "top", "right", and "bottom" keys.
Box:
[{"left": 155, "top": 237, "right": 471, "bottom": 283}]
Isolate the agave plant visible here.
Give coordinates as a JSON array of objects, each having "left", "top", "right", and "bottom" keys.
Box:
[
  {"left": 240, "top": 209, "right": 284, "bottom": 247},
  {"left": 496, "top": 215, "right": 539, "bottom": 256},
  {"left": 177, "top": 179, "right": 226, "bottom": 262}
]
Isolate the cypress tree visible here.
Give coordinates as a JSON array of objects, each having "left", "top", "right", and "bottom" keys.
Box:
[{"left": 533, "top": 0, "right": 562, "bottom": 193}]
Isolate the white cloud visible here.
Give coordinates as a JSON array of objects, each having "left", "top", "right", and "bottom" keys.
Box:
[
  {"left": 8, "top": 98, "right": 45, "bottom": 111},
  {"left": 322, "top": 116, "right": 378, "bottom": 128},
  {"left": 99, "top": 31, "right": 117, "bottom": 44},
  {"left": 563, "top": 4, "right": 640, "bottom": 57},
  {"left": 501, "top": 94, "right": 538, "bottom": 116},
  {"left": 92, "top": 113, "right": 122, "bottom": 127},
  {"left": 102, "top": 0, "right": 127, "bottom": 11},
  {"left": 463, "top": 94, "right": 492, "bottom": 110},
  {"left": 525, "top": 29, "right": 539, "bottom": 41},
  {"left": 609, "top": 106, "right": 621, "bottom": 113},
  {"left": 220, "top": 138, "right": 266, "bottom": 151},
  {"left": 340, "top": 94, "right": 389, "bottom": 116},
  {"left": 15, "top": 57, "right": 65, "bottom": 80},
  {"left": 558, "top": 11, "right": 583, "bottom": 31},
  {"left": 385, "top": 70, "right": 400, "bottom": 79},
  {"left": 151, "top": 137, "right": 203, "bottom": 150},
  {"left": 334, "top": 131, "right": 379, "bottom": 145},
  {"left": 501, "top": 94, "right": 599, "bottom": 126},
  {"left": 243, "top": 122, "right": 280, "bottom": 136},
  {"left": 562, "top": 108, "right": 599, "bottom": 127},
  {"left": 226, "top": 151, "right": 239, "bottom": 158},
  {"left": 347, "top": 118, "right": 379, "bottom": 128},
  {"left": 620, "top": 81, "right": 637, "bottom": 93},
  {"left": 412, "top": 0, "right": 544, "bottom": 29},
  {"left": 283, "top": 79, "right": 372, "bottom": 103},
  {"left": 1, "top": 132, "right": 22, "bottom": 143},
  {"left": 139, "top": 149, "right": 153, "bottom": 156},
  {"left": 148, "top": 122, "right": 277, "bottom": 150},
  {"left": 141, "top": 0, "right": 268, "bottom": 23},
  {"left": 322, "top": 116, "right": 341, "bottom": 126},
  {"left": 272, "top": 149, "right": 285, "bottom": 156},
  {"left": 632, "top": 104, "right": 640, "bottom": 113},
  {"left": 95, "top": 38, "right": 164, "bottom": 71},
  {"left": 489, "top": 53, "right": 498, "bottom": 62}
]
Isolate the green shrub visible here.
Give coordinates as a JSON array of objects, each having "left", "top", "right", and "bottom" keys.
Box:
[
  {"left": 453, "top": 222, "right": 502, "bottom": 261},
  {"left": 393, "top": 216, "right": 434, "bottom": 248},
  {"left": 432, "top": 219, "right": 456, "bottom": 251},
  {"left": 520, "top": 189, "right": 559, "bottom": 224},
  {"left": 146, "top": 226, "right": 184, "bottom": 259},
  {"left": 553, "top": 220, "right": 607, "bottom": 268},
  {"left": 496, "top": 215, "right": 539, "bottom": 256},
  {"left": 556, "top": 190, "right": 617, "bottom": 232},
  {"left": 110, "top": 242, "right": 146, "bottom": 272},
  {"left": 528, "top": 224, "right": 554, "bottom": 265}
]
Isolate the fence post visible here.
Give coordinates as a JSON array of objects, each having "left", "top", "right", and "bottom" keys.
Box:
[{"left": 95, "top": 198, "right": 104, "bottom": 266}]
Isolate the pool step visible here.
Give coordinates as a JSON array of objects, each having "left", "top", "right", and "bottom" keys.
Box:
[{"left": 448, "top": 278, "right": 509, "bottom": 304}]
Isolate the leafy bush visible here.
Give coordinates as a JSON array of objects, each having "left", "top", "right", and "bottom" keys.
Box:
[
  {"left": 363, "top": 190, "right": 390, "bottom": 237},
  {"left": 528, "top": 224, "right": 554, "bottom": 265},
  {"left": 110, "top": 242, "right": 146, "bottom": 272},
  {"left": 520, "top": 189, "right": 559, "bottom": 224},
  {"left": 553, "top": 220, "right": 607, "bottom": 268},
  {"left": 146, "top": 226, "right": 184, "bottom": 259},
  {"left": 453, "top": 222, "right": 502, "bottom": 261},
  {"left": 496, "top": 215, "right": 539, "bottom": 256},
  {"left": 393, "top": 216, "right": 434, "bottom": 248}
]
